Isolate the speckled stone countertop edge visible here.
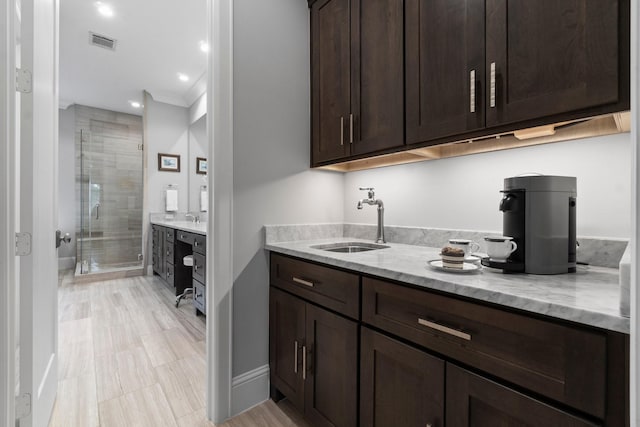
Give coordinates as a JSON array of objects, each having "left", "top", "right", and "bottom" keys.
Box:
[
  {"left": 150, "top": 219, "right": 207, "bottom": 235},
  {"left": 265, "top": 237, "right": 629, "bottom": 335}
]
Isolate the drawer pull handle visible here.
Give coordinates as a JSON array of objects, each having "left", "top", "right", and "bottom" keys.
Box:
[
  {"left": 302, "top": 345, "right": 307, "bottom": 380},
  {"left": 194, "top": 241, "right": 199, "bottom": 247},
  {"left": 292, "top": 277, "right": 314, "bottom": 287},
  {"left": 294, "top": 340, "right": 299, "bottom": 373},
  {"left": 194, "top": 265, "right": 199, "bottom": 272},
  {"left": 418, "top": 318, "right": 471, "bottom": 341}
]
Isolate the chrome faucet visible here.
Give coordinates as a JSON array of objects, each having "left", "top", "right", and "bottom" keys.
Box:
[
  {"left": 357, "top": 187, "right": 385, "bottom": 243},
  {"left": 185, "top": 213, "right": 200, "bottom": 224}
]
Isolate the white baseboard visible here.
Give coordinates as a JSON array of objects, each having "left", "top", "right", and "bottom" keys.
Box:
[
  {"left": 58, "top": 257, "right": 75, "bottom": 271},
  {"left": 230, "top": 364, "right": 270, "bottom": 417}
]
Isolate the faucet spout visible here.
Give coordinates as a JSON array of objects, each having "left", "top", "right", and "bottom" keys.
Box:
[{"left": 356, "top": 188, "right": 386, "bottom": 243}]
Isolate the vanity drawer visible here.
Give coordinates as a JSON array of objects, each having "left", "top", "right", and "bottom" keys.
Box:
[
  {"left": 193, "top": 252, "right": 206, "bottom": 283},
  {"left": 165, "top": 228, "right": 175, "bottom": 244},
  {"left": 177, "top": 230, "right": 194, "bottom": 245},
  {"left": 165, "top": 241, "right": 175, "bottom": 264},
  {"left": 270, "top": 253, "right": 359, "bottom": 319},
  {"left": 193, "top": 234, "right": 206, "bottom": 254},
  {"left": 193, "top": 280, "right": 206, "bottom": 313},
  {"left": 165, "top": 263, "right": 175, "bottom": 287},
  {"left": 362, "top": 277, "right": 607, "bottom": 418}
]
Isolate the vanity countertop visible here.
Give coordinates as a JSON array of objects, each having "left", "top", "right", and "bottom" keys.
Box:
[
  {"left": 151, "top": 220, "right": 207, "bottom": 235},
  {"left": 265, "top": 237, "right": 629, "bottom": 334}
]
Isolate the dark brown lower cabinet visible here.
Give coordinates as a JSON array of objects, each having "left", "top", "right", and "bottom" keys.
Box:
[
  {"left": 360, "top": 327, "right": 444, "bottom": 427},
  {"left": 446, "top": 364, "right": 598, "bottom": 426},
  {"left": 270, "top": 287, "right": 358, "bottom": 427}
]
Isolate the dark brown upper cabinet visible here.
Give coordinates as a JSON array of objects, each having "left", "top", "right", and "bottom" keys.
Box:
[
  {"left": 311, "top": 0, "right": 404, "bottom": 165},
  {"left": 485, "top": 0, "right": 622, "bottom": 127},
  {"left": 405, "top": 0, "right": 486, "bottom": 144},
  {"left": 406, "top": 0, "right": 628, "bottom": 147}
]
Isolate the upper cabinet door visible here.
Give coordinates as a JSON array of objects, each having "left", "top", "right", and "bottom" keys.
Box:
[
  {"left": 405, "top": 0, "right": 485, "bottom": 144},
  {"left": 350, "top": 0, "right": 404, "bottom": 155},
  {"left": 486, "top": 0, "right": 621, "bottom": 127},
  {"left": 311, "top": 0, "right": 351, "bottom": 164}
]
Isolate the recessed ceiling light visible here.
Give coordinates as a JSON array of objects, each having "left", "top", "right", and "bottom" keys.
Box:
[
  {"left": 199, "top": 41, "right": 209, "bottom": 53},
  {"left": 95, "top": 2, "right": 114, "bottom": 18},
  {"left": 129, "top": 101, "right": 142, "bottom": 108},
  {"left": 177, "top": 73, "right": 190, "bottom": 82}
]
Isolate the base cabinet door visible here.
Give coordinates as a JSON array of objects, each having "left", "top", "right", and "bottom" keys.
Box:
[
  {"left": 270, "top": 287, "right": 358, "bottom": 427},
  {"left": 270, "top": 288, "right": 306, "bottom": 411},
  {"left": 360, "top": 327, "right": 444, "bottom": 427},
  {"left": 446, "top": 364, "right": 598, "bottom": 427},
  {"left": 305, "top": 304, "right": 358, "bottom": 427}
]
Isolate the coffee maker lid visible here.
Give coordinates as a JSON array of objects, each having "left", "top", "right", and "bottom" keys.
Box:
[{"left": 504, "top": 174, "right": 576, "bottom": 192}]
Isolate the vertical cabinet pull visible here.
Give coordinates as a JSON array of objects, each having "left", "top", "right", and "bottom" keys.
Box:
[
  {"left": 349, "top": 113, "right": 354, "bottom": 144},
  {"left": 469, "top": 69, "right": 476, "bottom": 113},
  {"left": 302, "top": 345, "right": 307, "bottom": 380},
  {"left": 490, "top": 62, "right": 496, "bottom": 108},
  {"left": 340, "top": 116, "right": 344, "bottom": 146},
  {"left": 294, "top": 340, "right": 299, "bottom": 373}
]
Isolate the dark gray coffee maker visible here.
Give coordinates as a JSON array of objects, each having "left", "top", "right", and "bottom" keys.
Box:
[{"left": 486, "top": 175, "right": 577, "bottom": 274}]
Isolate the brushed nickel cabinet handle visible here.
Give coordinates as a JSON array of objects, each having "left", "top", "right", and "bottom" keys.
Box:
[
  {"left": 294, "top": 340, "right": 299, "bottom": 374},
  {"left": 302, "top": 345, "right": 307, "bottom": 380},
  {"left": 194, "top": 264, "right": 199, "bottom": 272},
  {"left": 292, "top": 277, "right": 314, "bottom": 287},
  {"left": 418, "top": 318, "right": 471, "bottom": 341},
  {"left": 349, "top": 113, "right": 354, "bottom": 144},
  {"left": 490, "top": 62, "right": 496, "bottom": 108},
  {"left": 194, "top": 241, "right": 199, "bottom": 247},
  {"left": 470, "top": 69, "right": 476, "bottom": 113},
  {"left": 340, "top": 116, "right": 344, "bottom": 146}
]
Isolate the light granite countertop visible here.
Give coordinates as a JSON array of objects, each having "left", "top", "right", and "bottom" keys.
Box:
[
  {"left": 151, "top": 219, "right": 207, "bottom": 235},
  {"left": 265, "top": 237, "right": 629, "bottom": 334}
]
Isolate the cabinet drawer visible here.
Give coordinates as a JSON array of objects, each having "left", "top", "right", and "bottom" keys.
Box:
[
  {"left": 165, "top": 241, "right": 175, "bottom": 265},
  {"left": 270, "top": 253, "right": 359, "bottom": 319},
  {"left": 165, "top": 263, "right": 175, "bottom": 287},
  {"left": 193, "top": 252, "right": 206, "bottom": 284},
  {"left": 362, "top": 277, "right": 607, "bottom": 418},
  {"left": 193, "top": 234, "right": 206, "bottom": 254},
  {"left": 193, "top": 280, "right": 205, "bottom": 313},
  {"left": 165, "top": 228, "right": 175, "bottom": 244},
  {"left": 177, "top": 230, "right": 194, "bottom": 245}
]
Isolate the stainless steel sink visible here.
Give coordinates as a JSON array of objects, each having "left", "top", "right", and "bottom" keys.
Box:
[{"left": 310, "top": 242, "right": 390, "bottom": 253}]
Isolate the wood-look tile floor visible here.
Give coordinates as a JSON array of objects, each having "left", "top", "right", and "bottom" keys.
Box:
[{"left": 50, "top": 271, "right": 310, "bottom": 427}]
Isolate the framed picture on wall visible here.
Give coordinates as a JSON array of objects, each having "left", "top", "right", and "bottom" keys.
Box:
[
  {"left": 196, "top": 157, "right": 207, "bottom": 175},
  {"left": 158, "top": 153, "right": 181, "bottom": 172}
]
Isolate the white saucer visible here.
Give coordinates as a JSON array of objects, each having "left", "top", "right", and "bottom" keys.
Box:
[{"left": 427, "top": 259, "right": 482, "bottom": 274}]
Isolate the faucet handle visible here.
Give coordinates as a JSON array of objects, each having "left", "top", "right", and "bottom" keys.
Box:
[{"left": 359, "top": 187, "right": 375, "bottom": 199}]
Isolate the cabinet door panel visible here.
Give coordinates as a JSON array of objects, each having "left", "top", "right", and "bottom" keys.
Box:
[
  {"left": 312, "top": 0, "right": 351, "bottom": 164},
  {"left": 269, "top": 288, "right": 306, "bottom": 411},
  {"left": 447, "top": 365, "right": 598, "bottom": 426},
  {"left": 305, "top": 304, "right": 358, "bottom": 427},
  {"left": 360, "top": 328, "right": 444, "bottom": 427},
  {"left": 406, "top": 0, "right": 485, "bottom": 144},
  {"left": 486, "top": 0, "right": 620, "bottom": 126},
  {"left": 351, "top": 0, "right": 404, "bottom": 155}
]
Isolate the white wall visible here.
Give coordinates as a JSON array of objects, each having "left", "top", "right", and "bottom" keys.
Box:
[
  {"left": 344, "top": 133, "right": 631, "bottom": 238},
  {"left": 58, "top": 106, "right": 76, "bottom": 268},
  {"left": 188, "top": 115, "right": 207, "bottom": 213},
  {"left": 144, "top": 94, "right": 190, "bottom": 213},
  {"left": 232, "top": 0, "right": 344, "bottom": 383}
]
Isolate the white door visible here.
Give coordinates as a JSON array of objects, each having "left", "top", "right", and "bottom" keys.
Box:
[{"left": 17, "top": 0, "right": 60, "bottom": 425}]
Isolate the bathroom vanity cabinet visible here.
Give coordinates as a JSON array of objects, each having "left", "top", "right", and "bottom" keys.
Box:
[
  {"left": 152, "top": 223, "right": 207, "bottom": 315},
  {"left": 268, "top": 252, "right": 628, "bottom": 426}
]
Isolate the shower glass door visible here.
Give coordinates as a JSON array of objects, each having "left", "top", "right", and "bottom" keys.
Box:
[{"left": 79, "top": 115, "right": 143, "bottom": 274}]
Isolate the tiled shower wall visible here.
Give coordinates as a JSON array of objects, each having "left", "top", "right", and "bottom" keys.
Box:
[{"left": 74, "top": 105, "right": 143, "bottom": 267}]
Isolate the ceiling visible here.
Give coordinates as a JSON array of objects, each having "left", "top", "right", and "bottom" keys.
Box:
[{"left": 59, "top": 0, "right": 207, "bottom": 115}]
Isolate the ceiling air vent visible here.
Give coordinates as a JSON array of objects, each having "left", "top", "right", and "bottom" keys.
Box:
[{"left": 89, "top": 32, "right": 117, "bottom": 51}]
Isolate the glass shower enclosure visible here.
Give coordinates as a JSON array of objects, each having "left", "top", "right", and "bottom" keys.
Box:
[{"left": 78, "top": 114, "right": 143, "bottom": 274}]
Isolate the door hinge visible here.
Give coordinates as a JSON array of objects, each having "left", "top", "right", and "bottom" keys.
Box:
[
  {"left": 15, "top": 393, "right": 31, "bottom": 419},
  {"left": 15, "top": 68, "right": 33, "bottom": 93},
  {"left": 138, "top": 143, "right": 144, "bottom": 151},
  {"left": 15, "top": 232, "right": 32, "bottom": 256}
]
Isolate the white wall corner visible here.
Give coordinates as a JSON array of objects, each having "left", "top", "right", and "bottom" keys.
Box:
[{"left": 230, "top": 364, "right": 270, "bottom": 417}]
